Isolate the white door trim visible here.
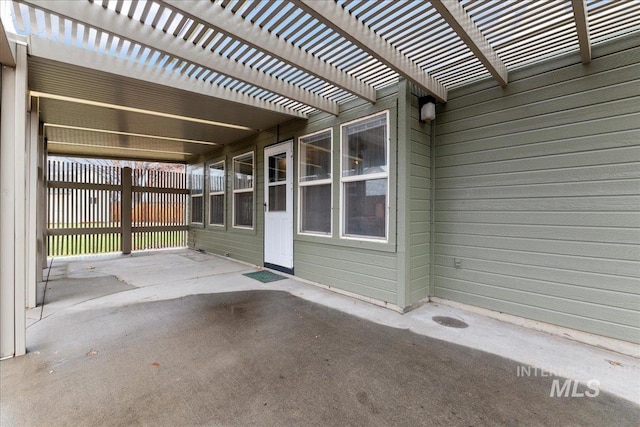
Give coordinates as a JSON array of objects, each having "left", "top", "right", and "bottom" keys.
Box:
[{"left": 264, "top": 140, "right": 294, "bottom": 272}]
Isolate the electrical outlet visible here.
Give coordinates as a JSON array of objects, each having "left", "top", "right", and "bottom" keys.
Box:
[{"left": 454, "top": 258, "right": 462, "bottom": 269}]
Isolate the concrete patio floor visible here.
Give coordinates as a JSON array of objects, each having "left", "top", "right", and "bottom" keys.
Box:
[{"left": 1, "top": 249, "right": 638, "bottom": 426}]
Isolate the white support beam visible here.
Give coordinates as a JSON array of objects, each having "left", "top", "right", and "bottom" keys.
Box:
[
  {"left": 0, "top": 16, "right": 16, "bottom": 66},
  {"left": 571, "top": 0, "right": 592, "bottom": 64},
  {"left": 29, "top": 38, "right": 306, "bottom": 120},
  {"left": 32, "top": 89, "right": 257, "bottom": 131},
  {"left": 294, "top": 0, "right": 447, "bottom": 102},
  {"left": 429, "top": 0, "right": 508, "bottom": 86},
  {"left": 21, "top": 0, "right": 339, "bottom": 115},
  {"left": 0, "top": 42, "right": 28, "bottom": 359},
  {"left": 26, "top": 97, "right": 39, "bottom": 309},
  {"left": 36, "top": 120, "right": 46, "bottom": 284},
  {"left": 160, "top": 0, "right": 376, "bottom": 103},
  {"left": 44, "top": 124, "right": 219, "bottom": 146},
  {"left": 14, "top": 42, "right": 27, "bottom": 358}
]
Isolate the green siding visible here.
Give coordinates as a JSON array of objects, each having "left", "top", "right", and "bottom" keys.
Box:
[
  {"left": 293, "top": 87, "right": 401, "bottom": 305},
  {"left": 187, "top": 35, "right": 640, "bottom": 342},
  {"left": 189, "top": 129, "right": 278, "bottom": 266},
  {"left": 407, "top": 91, "right": 431, "bottom": 305},
  {"left": 295, "top": 241, "right": 398, "bottom": 303},
  {"left": 190, "top": 85, "right": 405, "bottom": 306},
  {"left": 433, "top": 36, "right": 640, "bottom": 343}
]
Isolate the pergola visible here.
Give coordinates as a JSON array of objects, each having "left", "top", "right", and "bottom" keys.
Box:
[
  {"left": 2, "top": 0, "right": 638, "bottom": 163},
  {"left": 1, "top": 0, "right": 639, "bottom": 359}
]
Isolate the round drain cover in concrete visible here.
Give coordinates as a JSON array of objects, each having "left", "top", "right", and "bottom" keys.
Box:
[{"left": 432, "top": 316, "right": 469, "bottom": 329}]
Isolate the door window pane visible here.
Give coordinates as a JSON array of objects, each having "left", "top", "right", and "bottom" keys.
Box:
[
  {"left": 269, "top": 185, "right": 286, "bottom": 212},
  {"left": 269, "top": 153, "right": 287, "bottom": 183}
]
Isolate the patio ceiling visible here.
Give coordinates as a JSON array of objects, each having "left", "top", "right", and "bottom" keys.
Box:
[{"left": 3, "top": 0, "right": 639, "bottom": 162}]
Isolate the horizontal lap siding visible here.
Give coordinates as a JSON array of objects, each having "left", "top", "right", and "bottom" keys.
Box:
[
  {"left": 434, "top": 37, "right": 640, "bottom": 343},
  {"left": 191, "top": 228, "right": 262, "bottom": 266},
  {"left": 189, "top": 85, "right": 403, "bottom": 306},
  {"left": 293, "top": 87, "right": 401, "bottom": 306},
  {"left": 295, "top": 241, "right": 398, "bottom": 303},
  {"left": 408, "top": 95, "right": 431, "bottom": 304},
  {"left": 188, "top": 130, "right": 275, "bottom": 267}
]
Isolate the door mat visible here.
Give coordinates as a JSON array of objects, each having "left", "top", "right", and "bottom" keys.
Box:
[{"left": 243, "top": 270, "right": 286, "bottom": 283}]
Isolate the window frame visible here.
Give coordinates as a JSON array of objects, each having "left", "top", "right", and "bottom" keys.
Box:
[
  {"left": 339, "top": 111, "right": 390, "bottom": 242},
  {"left": 298, "top": 128, "right": 333, "bottom": 237},
  {"left": 232, "top": 151, "right": 255, "bottom": 230},
  {"left": 208, "top": 160, "right": 225, "bottom": 227},
  {"left": 188, "top": 163, "right": 205, "bottom": 226}
]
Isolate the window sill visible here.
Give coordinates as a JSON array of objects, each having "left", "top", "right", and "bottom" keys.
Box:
[
  {"left": 294, "top": 233, "right": 396, "bottom": 253},
  {"left": 231, "top": 225, "right": 256, "bottom": 234},
  {"left": 206, "top": 224, "right": 226, "bottom": 230}
]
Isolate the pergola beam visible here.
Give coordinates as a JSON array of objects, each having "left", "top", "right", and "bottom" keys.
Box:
[
  {"left": 21, "top": 0, "right": 339, "bottom": 115},
  {"left": 294, "top": 0, "right": 447, "bottom": 102},
  {"left": 430, "top": 0, "right": 508, "bottom": 86},
  {"left": 160, "top": 0, "right": 376, "bottom": 103},
  {"left": 571, "top": 0, "right": 592, "bottom": 64},
  {"left": 0, "top": 16, "right": 16, "bottom": 66},
  {"left": 28, "top": 37, "right": 307, "bottom": 120}
]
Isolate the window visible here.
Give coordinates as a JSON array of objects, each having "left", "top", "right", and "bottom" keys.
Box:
[
  {"left": 208, "top": 161, "right": 225, "bottom": 226},
  {"left": 267, "top": 152, "right": 287, "bottom": 212},
  {"left": 233, "top": 152, "right": 254, "bottom": 228},
  {"left": 298, "top": 129, "right": 332, "bottom": 235},
  {"left": 340, "top": 112, "right": 389, "bottom": 240},
  {"left": 188, "top": 164, "right": 204, "bottom": 224}
]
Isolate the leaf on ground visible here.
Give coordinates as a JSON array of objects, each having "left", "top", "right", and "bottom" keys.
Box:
[
  {"left": 151, "top": 362, "right": 160, "bottom": 367},
  {"left": 605, "top": 359, "right": 623, "bottom": 367},
  {"left": 86, "top": 349, "right": 98, "bottom": 356}
]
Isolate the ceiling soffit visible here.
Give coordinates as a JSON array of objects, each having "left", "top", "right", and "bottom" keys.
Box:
[{"left": 5, "top": 0, "right": 639, "bottom": 161}]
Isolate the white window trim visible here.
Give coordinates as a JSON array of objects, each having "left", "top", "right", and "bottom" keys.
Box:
[
  {"left": 189, "top": 164, "right": 204, "bottom": 225},
  {"left": 208, "top": 160, "right": 225, "bottom": 227},
  {"left": 232, "top": 151, "right": 255, "bottom": 230},
  {"left": 339, "top": 111, "right": 390, "bottom": 242},
  {"left": 298, "top": 128, "right": 333, "bottom": 237}
]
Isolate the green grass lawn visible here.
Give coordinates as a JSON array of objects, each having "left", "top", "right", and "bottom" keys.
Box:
[{"left": 47, "top": 231, "right": 187, "bottom": 257}]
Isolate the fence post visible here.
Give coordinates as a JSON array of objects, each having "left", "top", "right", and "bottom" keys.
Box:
[{"left": 121, "top": 167, "right": 132, "bottom": 254}]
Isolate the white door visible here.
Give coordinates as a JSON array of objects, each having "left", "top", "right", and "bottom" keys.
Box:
[{"left": 264, "top": 141, "right": 293, "bottom": 272}]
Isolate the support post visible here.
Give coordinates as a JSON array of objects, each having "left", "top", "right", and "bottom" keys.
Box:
[
  {"left": 40, "top": 136, "right": 48, "bottom": 273},
  {"left": 121, "top": 167, "right": 132, "bottom": 255},
  {"left": 0, "top": 42, "right": 28, "bottom": 358},
  {"left": 26, "top": 98, "right": 39, "bottom": 308},
  {"left": 36, "top": 121, "right": 45, "bottom": 283},
  {"left": 429, "top": 107, "right": 437, "bottom": 299}
]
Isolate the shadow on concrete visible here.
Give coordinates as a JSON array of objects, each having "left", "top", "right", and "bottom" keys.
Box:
[{"left": 2, "top": 290, "right": 638, "bottom": 426}]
